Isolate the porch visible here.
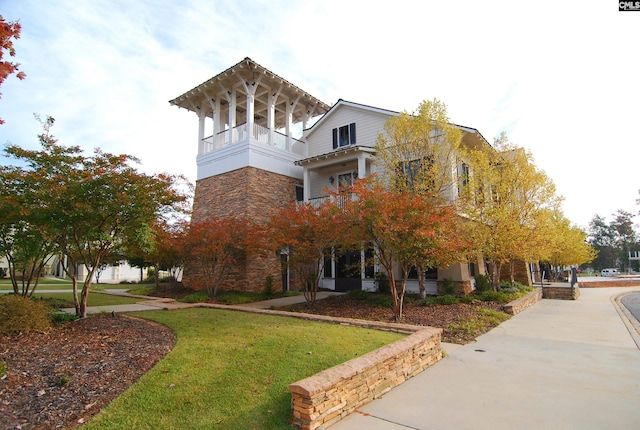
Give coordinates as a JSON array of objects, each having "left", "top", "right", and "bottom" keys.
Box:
[{"left": 201, "top": 122, "right": 305, "bottom": 156}]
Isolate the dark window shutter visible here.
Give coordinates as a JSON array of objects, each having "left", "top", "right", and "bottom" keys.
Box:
[
  {"left": 332, "top": 128, "right": 338, "bottom": 149},
  {"left": 349, "top": 123, "right": 356, "bottom": 144}
]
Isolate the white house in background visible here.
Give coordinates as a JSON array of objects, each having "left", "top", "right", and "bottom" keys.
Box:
[{"left": 297, "top": 99, "right": 491, "bottom": 294}]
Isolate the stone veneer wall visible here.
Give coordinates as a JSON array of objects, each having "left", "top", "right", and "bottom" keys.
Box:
[
  {"left": 502, "top": 287, "right": 543, "bottom": 315},
  {"left": 182, "top": 166, "right": 301, "bottom": 292},
  {"left": 543, "top": 285, "right": 580, "bottom": 300},
  {"left": 289, "top": 326, "right": 443, "bottom": 430},
  {"left": 499, "top": 260, "right": 533, "bottom": 287}
]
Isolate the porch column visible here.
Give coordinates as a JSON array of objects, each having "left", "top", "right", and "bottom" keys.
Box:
[
  {"left": 228, "top": 88, "right": 236, "bottom": 144},
  {"left": 245, "top": 83, "right": 256, "bottom": 141},
  {"left": 303, "top": 166, "right": 311, "bottom": 202},
  {"left": 197, "top": 107, "right": 205, "bottom": 155},
  {"left": 357, "top": 154, "right": 367, "bottom": 179},
  {"left": 212, "top": 98, "right": 221, "bottom": 148},
  {"left": 285, "top": 101, "right": 293, "bottom": 151},
  {"left": 267, "top": 91, "right": 275, "bottom": 146}
]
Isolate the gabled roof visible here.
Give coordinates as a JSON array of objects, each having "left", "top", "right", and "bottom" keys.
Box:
[{"left": 169, "top": 57, "right": 330, "bottom": 127}]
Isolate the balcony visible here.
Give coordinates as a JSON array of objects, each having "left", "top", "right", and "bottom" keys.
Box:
[{"left": 201, "top": 123, "right": 304, "bottom": 156}]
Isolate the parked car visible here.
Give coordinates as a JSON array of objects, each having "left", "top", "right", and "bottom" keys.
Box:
[{"left": 601, "top": 268, "right": 620, "bottom": 277}]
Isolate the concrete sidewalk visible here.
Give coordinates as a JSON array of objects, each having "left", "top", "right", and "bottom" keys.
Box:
[{"left": 331, "top": 286, "right": 640, "bottom": 430}]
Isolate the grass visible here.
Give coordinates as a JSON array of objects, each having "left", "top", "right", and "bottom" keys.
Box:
[
  {"left": 85, "top": 308, "right": 404, "bottom": 430},
  {"left": 34, "top": 292, "right": 142, "bottom": 308},
  {"left": 0, "top": 278, "right": 114, "bottom": 291}
]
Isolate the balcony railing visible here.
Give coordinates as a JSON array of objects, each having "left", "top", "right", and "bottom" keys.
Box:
[
  {"left": 201, "top": 123, "right": 304, "bottom": 156},
  {"left": 303, "top": 194, "right": 354, "bottom": 209}
]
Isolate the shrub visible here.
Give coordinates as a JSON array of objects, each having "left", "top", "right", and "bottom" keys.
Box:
[
  {"left": 374, "top": 272, "right": 390, "bottom": 294},
  {"left": 442, "top": 278, "right": 456, "bottom": 296},
  {"left": 263, "top": 276, "right": 274, "bottom": 296},
  {"left": 476, "top": 290, "right": 512, "bottom": 303},
  {"left": 51, "top": 312, "right": 79, "bottom": 325},
  {"left": 369, "top": 294, "right": 394, "bottom": 308},
  {"left": 474, "top": 274, "right": 492, "bottom": 293},
  {"left": 179, "top": 292, "right": 210, "bottom": 303},
  {"left": 0, "top": 295, "right": 51, "bottom": 335},
  {"left": 423, "top": 295, "right": 460, "bottom": 306},
  {"left": 346, "top": 289, "right": 370, "bottom": 300}
]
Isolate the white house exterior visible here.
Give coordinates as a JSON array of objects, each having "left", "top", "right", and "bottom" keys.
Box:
[
  {"left": 172, "top": 58, "right": 492, "bottom": 294},
  {"left": 296, "top": 99, "right": 490, "bottom": 294}
]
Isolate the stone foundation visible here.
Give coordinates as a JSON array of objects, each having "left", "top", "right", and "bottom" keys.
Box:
[{"left": 437, "top": 279, "right": 473, "bottom": 296}]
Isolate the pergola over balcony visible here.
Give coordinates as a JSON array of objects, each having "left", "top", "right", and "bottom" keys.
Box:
[{"left": 170, "top": 57, "right": 330, "bottom": 156}]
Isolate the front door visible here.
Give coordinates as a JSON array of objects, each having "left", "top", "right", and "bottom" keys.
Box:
[{"left": 335, "top": 250, "right": 362, "bottom": 291}]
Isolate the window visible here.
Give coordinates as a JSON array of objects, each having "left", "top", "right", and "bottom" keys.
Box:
[
  {"left": 397, "top": 157, "right": 433, "bottom": 192},
  {"left": 338, "top": 172, "right": 357, "bottom": 190},
  {"left": 332, "top": 123, "right": 356, "bottom": 149},
  {"left": 458, "top": 162, "right": 470, "bottom": 195}
]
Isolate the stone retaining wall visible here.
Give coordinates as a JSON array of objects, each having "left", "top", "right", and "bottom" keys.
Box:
[
  {"left": 543, "top": 285, "right": 580, "bottom": 300},
  {"left": 289, "top": 327, "right": 442, "bottom": 430},
  {"left": 503, "top": 287, "right": 543, "bottom": 315}
]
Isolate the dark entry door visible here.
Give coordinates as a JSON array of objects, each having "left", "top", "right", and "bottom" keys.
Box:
[{"left": 335, "top": 250, "right": 362, "bottom": 291}]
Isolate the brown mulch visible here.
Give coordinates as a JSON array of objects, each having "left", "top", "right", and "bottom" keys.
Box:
[
  {"left": 0, "top": 314, "right": 175, "bottom": 430},
  {"left": 281, "top": 295, "right": 506, "bottom": 344}
]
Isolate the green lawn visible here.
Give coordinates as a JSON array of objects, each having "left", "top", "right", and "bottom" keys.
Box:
[
  {"left": 0, "top": 278, "right": 125, "bottom": 291},
  {"left": 33, "top": 291, "right": 142, "bottom": 307},
  {"left": 85, "top": 308, "right": 404, "bottom": 429}
]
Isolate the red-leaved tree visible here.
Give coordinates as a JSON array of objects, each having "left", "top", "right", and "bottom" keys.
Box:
[
  {"left": 183, "top": 217, "right": 265, "bottom": 297},
  {"left": 337, "top": 176, "right": 470, "bottom": 321},
  {"left": 1, "top": 15, "right": 26, "bottom": 124},
  {"left": 270, "top": 200, "right": 340, "bottom": 307}
]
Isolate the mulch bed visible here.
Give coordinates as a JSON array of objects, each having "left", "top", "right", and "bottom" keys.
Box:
[
  {"left": 281, "top": 295, "right": 506, "bottom": 344},
  {"left": 0, "top": 314, "right": 175, "bottom": 430}
]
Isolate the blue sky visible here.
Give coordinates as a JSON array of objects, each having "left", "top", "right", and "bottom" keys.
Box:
[{"left": 1, "top": 0, "right": 639, "bottom": 229}]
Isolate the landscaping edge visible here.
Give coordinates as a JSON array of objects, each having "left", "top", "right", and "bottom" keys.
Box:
[{"left": 502, "top": 287, "right": 543, "bottom": 315}]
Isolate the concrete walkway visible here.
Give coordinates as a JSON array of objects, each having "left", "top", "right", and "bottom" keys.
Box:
[{"left": 330, "top": 286, "right": 640, "bottom": 430}]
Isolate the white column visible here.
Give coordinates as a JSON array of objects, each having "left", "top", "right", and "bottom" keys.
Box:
[
  {"left": 246, "top": 83, "right": 255, "bottom": 141},
  {"left": 197, "top": 108, "right": 205, "bottom": 155},
  {"left": 213, "top": 98, "right": 221, "bottom": 147},
  {"left": 303, "top": 166, "right": 311, "bottom": 202},
  {"left": 285, "top": 102, "right": 293, "bottom": 151},
  {"left": 228, "top": 89, "right": 236, "bottom": 144},
  {"left": 267, "top": 91, "right": 275, "bottom": 146},
  {"left": 357, "top": 154, "right": 367, "bottom": 179}
]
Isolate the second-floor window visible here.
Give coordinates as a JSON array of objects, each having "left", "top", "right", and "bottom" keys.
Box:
[{"left": 332, "top": 123, "right": 356, "bottom": 149}]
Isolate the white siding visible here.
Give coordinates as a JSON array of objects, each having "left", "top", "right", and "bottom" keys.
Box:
[{"left": 305, "top": 105, "right": 392, "bottom": 157}]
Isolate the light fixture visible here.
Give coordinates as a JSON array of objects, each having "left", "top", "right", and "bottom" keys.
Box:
[{"left": 329, "top": 176, "right": 335, "bottom": 184}]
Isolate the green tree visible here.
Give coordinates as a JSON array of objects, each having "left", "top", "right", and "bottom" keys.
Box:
[{"left": 1, "top": 117, "right": 189, "bottom": 317}]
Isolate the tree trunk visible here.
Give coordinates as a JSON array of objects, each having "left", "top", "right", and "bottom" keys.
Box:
[{"left": 417, "top": 264, "right": 426, "bottom": 299}]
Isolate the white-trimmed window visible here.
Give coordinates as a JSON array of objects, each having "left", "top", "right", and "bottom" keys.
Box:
[{"left": 332, "top": 123, "right": 356, "bottom": 149}]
